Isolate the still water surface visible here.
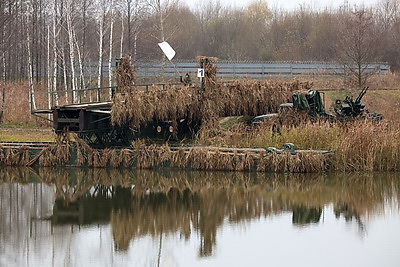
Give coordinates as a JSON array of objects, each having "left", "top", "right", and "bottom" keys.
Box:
[{"left": 0, "top": 168, "right": 399, "bottom": 267}]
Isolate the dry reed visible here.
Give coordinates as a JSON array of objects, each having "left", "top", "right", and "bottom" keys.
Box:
[
  {"left": 333, "top": 120, "right": 400, "bottom": 172},
  {"left": 115, "top": 56, "right": 136, "bottom": 93},
  {"left": 0, "top": 138, "right": 329, "bottom": 172},
  {"left": 2, "top": 118, "right": 399, "bottom": 173}
]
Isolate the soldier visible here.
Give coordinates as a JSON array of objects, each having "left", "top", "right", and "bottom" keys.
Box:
[
  {"left": 333, "top": 99, "right": 342, "bottom": 117},
  {"left": 180, "top": 73, "right": 191, "bottom": 86}
]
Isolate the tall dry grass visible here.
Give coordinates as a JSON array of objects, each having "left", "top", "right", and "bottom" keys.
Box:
[
  {"left": 333, "top": 121, "right": 400, "bottom": 172},
  {"left": 215, "top": 119, "right": 400, "bottom": 172},
  {"left": 1, "top": 82, "right": 39, "bottom": 125}
]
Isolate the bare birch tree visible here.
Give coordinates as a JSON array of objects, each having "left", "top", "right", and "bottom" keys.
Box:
[
  {"left": 74, "top": 31, "right": 85, "bottom": 99},
  {"left": 108, "top": 0, "right": 115, "bottom": 97},
  {"left": 66, "top": 0, "right": 77, "bottom": 103},
  {"left": 0, "top": 53, "right": 5, "bottom": 122},
  {"left": 26, "top": 1, "right": 36, "bottom": 110},
  {"left": 0, "top": 3, "right": 10, "bottom": 122},
  {"left": 127, "top": 0, "right": 146, "bottom": 60},
  {"left": 52, "top": 0, "right": 60, "bottom": 106},
  {"left": 46, "top": 26, "right": 52, "bottom": 109},
  {"left": 120, "top": 14, "right": 124, "bottom": 58},
  {"left": 96, "top": 0, "right": 108, "bottom": 94}
]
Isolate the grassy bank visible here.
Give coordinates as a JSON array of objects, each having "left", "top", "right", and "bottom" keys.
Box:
[
  {"left": 197, "top": 87, "right": 400, "bottom": 172},
  {"left": 0, "top": 126, "right": 54, "bottom": 142}
]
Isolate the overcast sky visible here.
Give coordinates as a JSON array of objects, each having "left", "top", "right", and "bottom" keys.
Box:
[{"left": 182, "top": 0, "right": 380, "bottom": 11}]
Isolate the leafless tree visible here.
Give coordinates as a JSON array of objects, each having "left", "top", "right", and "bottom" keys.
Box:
[
  {"left": 108, "top": 0, "right": 115, "bottom": 95},
  {"left": 336, "top": 7, "right": 380, "bottom": 88}
]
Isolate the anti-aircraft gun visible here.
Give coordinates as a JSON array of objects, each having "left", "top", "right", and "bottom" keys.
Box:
[
  {"left": 333, "top": 87, "right": 383, "bottom": 121},
  {"left": 252, "top": 87, "right": 383, "bottom": 125}
]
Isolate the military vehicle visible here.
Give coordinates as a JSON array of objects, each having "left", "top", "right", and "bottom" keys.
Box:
[{"left": 252, "top": 87, "right": 382, "bottom": 125}]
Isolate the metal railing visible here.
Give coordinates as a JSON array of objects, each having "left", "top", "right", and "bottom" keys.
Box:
[
  {"left": 134, "top": 61, "right": 390, "bottom": 78},
  {"left": 82, "top": 60, "right": 390, "bottom": 78}
]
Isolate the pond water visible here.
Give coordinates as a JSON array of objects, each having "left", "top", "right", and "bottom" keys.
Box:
[{"left": 0, "top": 168, "right": 399, "bottom": 267}]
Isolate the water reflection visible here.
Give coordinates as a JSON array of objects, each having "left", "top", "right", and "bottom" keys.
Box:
[{"left": 0, "top": 168, "right": 399, "bottom": 266}]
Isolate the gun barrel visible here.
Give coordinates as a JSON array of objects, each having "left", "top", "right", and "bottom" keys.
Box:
[{"left": 355, "top": 86, "right": 369, "bottom": 103}]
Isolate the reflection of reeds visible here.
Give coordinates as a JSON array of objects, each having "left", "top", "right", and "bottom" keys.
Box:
[
  {"left": 110, "top": 171, "right": 399, "bottom": 255},
  {"left": 3, "top": 167, "right": 398, "bottom": 255},
  {"left": 8, "top": 167, "right": 398, "bottom": 219},
  {"left": 0, "top": 167, "right": 31, "bottom": 183}
]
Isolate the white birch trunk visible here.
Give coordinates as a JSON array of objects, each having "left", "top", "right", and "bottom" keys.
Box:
[
  {"left": 61, "top": 46, "right": 68, "bottom": 103},
  {"left": 108, "top": 0, "right": 115, "bottom": 98},
  {"left": 97, "top": 12, "right": 104, "bottom": 100},
  {"left": 52, "top": 0, "right": 59, "bottom": 106},
  {"left": 66, "top": 1, "right": 77, "bottom": 103},
  {"left": 1, "top": 52, "right": 6, "bottom": 122},
  {"left": 47, "top": 26, "right": 52, "bottom": 109},
  {"left": 26, "top": 19, "right": 36, "bottom": 111},
  {"left": 74, "top": 32, "right": 84, "bottom": 103},
  {"left": 120, "top": 16, "right": 124, "bottom": 58}
]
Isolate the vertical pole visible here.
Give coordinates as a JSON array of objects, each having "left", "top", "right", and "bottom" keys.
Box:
[{"left": 200, "top": 59, "right": 205, "bottom": 91}]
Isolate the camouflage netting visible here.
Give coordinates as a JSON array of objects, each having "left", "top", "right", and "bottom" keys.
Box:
[
  {"left": 197, "top": 56, "right": 218, "bottom": 89},
  {"left": 115, "top": 56, "right": 136, "bottom": 93},
  {"left": 111, "top": 57, "right": 314, "bottom": 129}
]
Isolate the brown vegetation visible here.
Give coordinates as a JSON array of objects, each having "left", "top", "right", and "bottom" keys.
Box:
[
  {"left": 114, "top": 56, "right": 136, "bottom": 93},
  {"left": 111, "top": 79, "right": 311, "bottom": 129},
  {"left": 0, "top": 137, "right": 329, "bottom": 173}
]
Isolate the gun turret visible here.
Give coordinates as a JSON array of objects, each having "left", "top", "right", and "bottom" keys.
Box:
[
  {"left": 334, "top": 86, "right": 382, "bottom": 121},
  {"left": 335, "top": 87, "right": 369, "bottom": 119}
]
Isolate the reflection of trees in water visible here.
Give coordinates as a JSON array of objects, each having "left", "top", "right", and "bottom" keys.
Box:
[
  {"left": 334, "top": 202, "right": 365, "bottom": 232},
  {"left": 107, "top": 171, "right": 399, "bottom": 255},
  {"left": 0, "top": 167, "right": 31, "bottom": 184},
  {"left": 111, "top": 185, "right": 278, "bottom": 256},
  {"left": 1, "top": 168, "right": 399, "bottom": 257},
  {"left": 292, "top": 206, "right": 322, "bottom": 225}
]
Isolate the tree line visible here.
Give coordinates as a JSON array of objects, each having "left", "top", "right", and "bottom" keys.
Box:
[{"left": 0, "top": 0, "right": 399, "bottom": 89}]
